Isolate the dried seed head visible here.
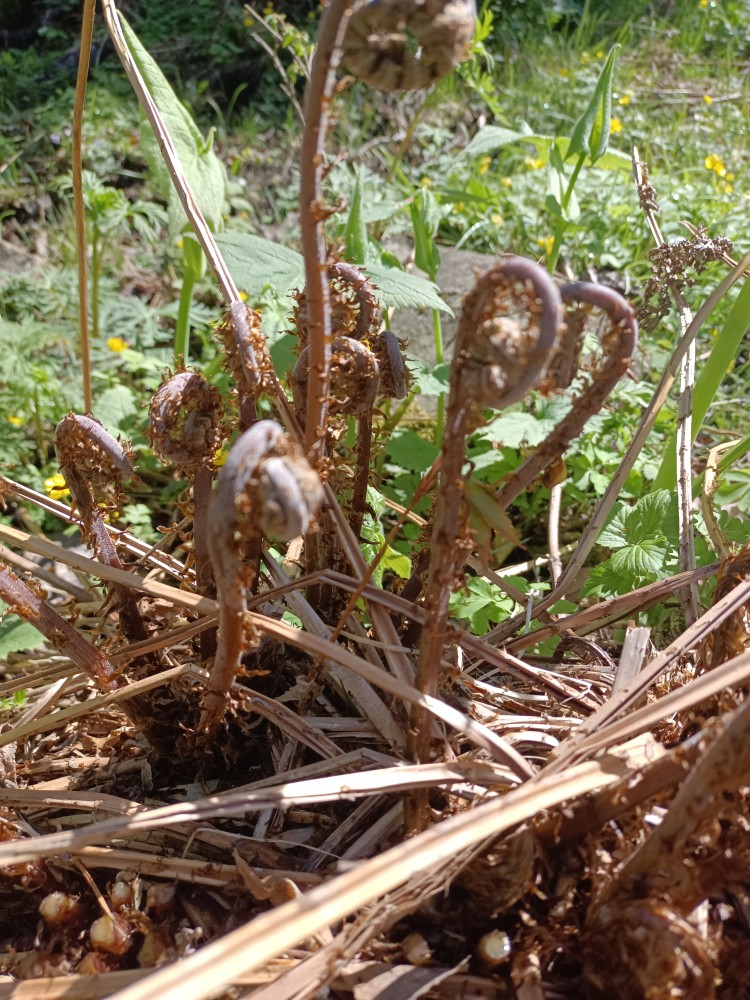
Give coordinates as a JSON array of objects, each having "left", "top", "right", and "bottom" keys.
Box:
[
  {"left": 149, "top": 371, "right": 223, "bottom": 470},
  {"left": 342, "top": 0, "right": 476, "bottom": 92},
  {"left": 55, "top": 414, "right": 134, "bottom": 492},
  {"left": 291, "top": 337, "right": 380, "bottom": 417}
]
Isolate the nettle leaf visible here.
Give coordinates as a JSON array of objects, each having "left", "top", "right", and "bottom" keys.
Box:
[
  {"left": 610, "top": 536, "right": 669, "bottom": 578},
  {"left": 217, "top": 232, "right": 305, "bottom": 296},
  {"left": 365, "top": 263, "right": 452, "bottom": 314},
  {"left": 482, "top": 410, "right": 557, "bottom": 448},
  {"left": 0, "top": 608, "right": 43, "bottom": 657},
  {"left": 120, "top": 17, "right": 226, "bottom": 233},
  {"left": 217, "top": 233, "right": 452, "bottom": 313}
]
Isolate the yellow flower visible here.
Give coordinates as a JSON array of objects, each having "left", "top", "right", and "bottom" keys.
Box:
[
  {"left": 559, "top": 68, "right": 569, "bottom": 79},
  {"left": 500, "top": 177, "right": 513, "bottom": 188},
  {"left": 420, "top": 176, "right": 432, "bottom": 188},
  {"left": 6, "top": 415, "right": 22, "bottom": 427},
  {"left": 107, "top": 337, "right": 128, "bottom": 353},
  {"left": 490, "top": 213, "right": 503, "bottom": 226},
  {"left": 699, "top": 0, "right": 710, "bottom": 7},
  {"left": 44, "top": 473, "right": 70, "bottom": 501},
  {"left": 596, "top": 49, "right": 605, "bottom": 59},
  {"left": 239, "top": 290, "right": 248, "bottom": 302},
  {"left": 537, "top": 236, "right": 554, "bottom": 255},
  {"left": 214, "top": 447, "right": 229, "bottom": 468},
  {"left": 524, "top": 156, "right": 544, "bottom": 170},
  {"left": 581, "top": 51, "right": 590, "bottom": 64},
  {"left": 609, "top": 116, "right": 623, "bottom": 134},
  {"left": 243, "top": 15, "right": 254, "bottom": 27},
  {"left": 618, "top": 91, "right": 633, "bottom": 106},
  {"left": 478, "top": 156, "right": 491, "bottom": 174},
  {"left": 703, "top": 94, "right": 713, "bottom": 105},
  {"left": 705, "top": 153, "right": 727, "bottom": 176},
  {"left": 719, "top": 179, "right": 734, "bottom": 194}
]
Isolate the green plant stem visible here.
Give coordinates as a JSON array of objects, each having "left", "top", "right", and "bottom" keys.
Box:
[
  {"left": 174, "top": 264, "right": 198, "bottom": 363},
  {"left": 91, "top": 232, "right": 101, "bottom": 341},
  {"left": 547, "top": 153, "right": 585, "bottom": 274},
  {"left": 433, "top": 308, "right": 444, "bottom": 445}
]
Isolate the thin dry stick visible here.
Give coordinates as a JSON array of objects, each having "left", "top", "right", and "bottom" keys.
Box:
[
  {"left": 634, "top": 150, "right": 699, "bottom": 623},
  {"left": 492, "top": 245, "right": 750, "bottom": 640},
  {"left": 547, "top": 483, "right": 563, "bottom": 587},
  {"left": 72, "top": 0, "right": 96, "bottom": 413},
  {"left": 700, "top": 441, "right": 736, "bottom": 559},
  {"left": 300, "top": 0, "right": 353, "bottom": 457}
]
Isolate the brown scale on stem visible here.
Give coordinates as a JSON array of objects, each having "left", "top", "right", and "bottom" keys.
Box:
[
  {"left": 342, "top": 0, "right": 476, "bottom": 92},
  {"left": 411, "top": 258, "right": 562, "bottom": 796},
  {"left": 495, "top": 282, "right": 637, "bottom": 511},
  {"left": 55, "top": 414, "right": 149, "bottom": 647},
  {"left": 149, "top": 371, "right": 224, "bottom": 661},
  {"left": 201, "top": 420, "right": 323, "bottom": 731}
]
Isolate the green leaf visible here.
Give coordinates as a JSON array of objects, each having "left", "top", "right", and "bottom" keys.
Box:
[
  {"left": 381, "top": 546, "right": 412, "bottom": 579},
  {"left": 463, "top": 126, "right": 531, "bottom": 159},
  {"left": 344, "top": 170, "right": 369, "bottom": 265},
  {"left": 463, "top": 128, "right": 630, "bottom": 171},
  {"left": 408, "top": 359, "right": 451, "bottom": 397},
  {"left": 410, "top": 188, "right": 441, "bottom": 280},
  {"left": 0, "top": 609, "right": 43, "bottom": 657},
  {"left": 120, "top": 16, "right": 227, "bottom": 233},
  {"left": 598, "top": 503, "right": 628, "bottom": 549},
  {"left": 217, "top": 232, "right": 452, "bottom": 313},
  {"left": 93, "top": 385, "right": 138, "bottom": 436},
  {"left": 386, "top": 428, "right": 440, "bottom": 474},
  {"left": 364, "top": 263, "right": 452, "bottom": 314},
  {"left": 567, "top": 45, "right": 620, "bottom": 164},
  {"left": 610, "top": 536, "right": 669, "bottom": 578},
  {"left": 623, "top": 489, "right": 672, "bottom": 543},
  {"left": 217, "top": 232, "right": 305, "bottom": 296}
]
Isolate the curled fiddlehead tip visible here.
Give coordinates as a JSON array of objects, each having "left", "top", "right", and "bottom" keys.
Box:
[
  {"left": 293, "top": 260, "right": 381, "bottom": 345},
  {"left": 149, "top": 370, "right": 223, "bottom": 470},
  {"left": 291, "top": 336, "right": 381, "bottom": 417},
  {"left": 456, "top": 256, "right": 563, "bottom": 413},
  {"left": 201, "top": 420, "right": 323, "bottom": 730},
  {"left": 342, "top": 0, "right": 476, "bottom": 92},
  {"left": 55, "top": 413, "right": 134, "bottom": 491}
]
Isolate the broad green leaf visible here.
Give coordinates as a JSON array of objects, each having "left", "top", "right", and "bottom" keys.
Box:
[
  {"left": 0, "top": 608, "right": 43, "bottom": 657},
  {"left": 610, "top": 536, "right": 669, "bottom": 578},
  {"left": 386, "top": 428, "right": 440, "bottom": 474},
  {"left": 410, "top": 188, "right": 441, "bottom": 280},
  {"left": 365, "top": 263, "right": 452, "bottom": 314},
  {"left": 598, "top": 503, "right": 628, "bottom": 549},
  {"left": 462, "top": 126, "right": 531, "bottom": 158},
  {"left": 567, "top": 45, "right": 620, "bottom": 164},
  {"left": 408, "top": 359, "right": 451, "bottom": 397},
  {"left": 381, "top": 546, "right": 412, "bottom": 579},
  {"left": 94, "top": 385, "right": 138, "bottom": 437},
  {"left": 217, "top": 232, "right": 452, "bottom": 312},
  {"left": 656, "top": 276, "right": 750, "bottom": 490},
  {"left": 217, "top": 232, "right": 305, "bottom": 296},
  {"left": 120, "top": 17, "right": 227, "bottom": 233},
  {"left": 623, "top": 489, "right": 672, "bottom": 543},
  {"left": 482, "top": 409, "right": 559, "bottom": 449},
  {"left": 344, "top": 170, "right": 368, "bottom": 264}
]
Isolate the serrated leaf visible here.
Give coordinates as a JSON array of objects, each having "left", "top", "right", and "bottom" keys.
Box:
[
  {"left": 217, "top": 232, "right": 305, "bottom": 296},
  {"left": 120, "top": 17, "right": 226, "bottom": 233},
  {"left": 364, "top": 263, "right": 452, "bottom": 314},
  {"left": 0, "top": 610, "right": 43, "bottom": 657},
  {"left": 482, "top": 410, "right": 556, "bottom": 449},
  {"left": 623, "top": 489, "right": 672, "bottom": 543},
  {"left": 610, "top": 536, "right": 668, "bottom": 578},
  {"left": 94, "top": 386, "right": 137, "bottom": 437}
]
